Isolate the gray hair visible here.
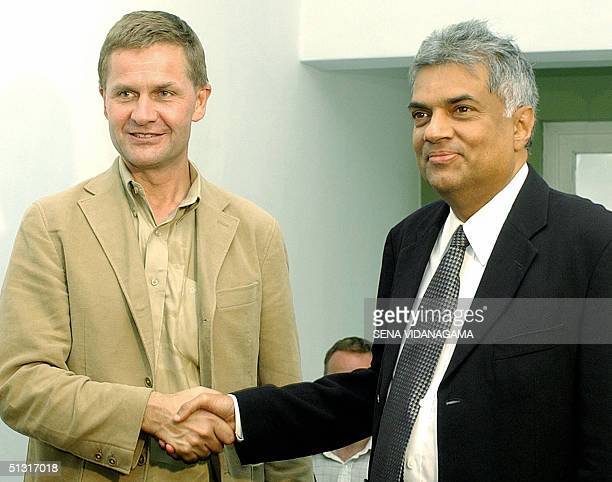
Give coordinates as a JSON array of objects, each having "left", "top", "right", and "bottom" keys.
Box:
[
  {"left": 410, "top": 20, "right": 538, "bottom": 119},
  {"left": 98, "top": 10, "right": 208, "bottom": 88}
]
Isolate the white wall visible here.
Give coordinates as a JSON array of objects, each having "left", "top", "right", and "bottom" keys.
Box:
[
  {"left": 301, "top": 0, "right": 612, "bottom": 68},
  {"left": 0, "top": 0, "right": 417, "bottom": 460}
]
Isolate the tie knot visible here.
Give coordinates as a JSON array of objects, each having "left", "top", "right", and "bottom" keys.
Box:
[{"left": 450, "top": 225, "right": 469, "bottom": 249}]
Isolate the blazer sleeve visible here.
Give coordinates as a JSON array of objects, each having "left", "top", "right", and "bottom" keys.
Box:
[
  {"left": 256, "top": 220, "right": 313, "bottom": 480},
  {"left": 0, "top": 203, "right": 151, "bottom": 475},
  {"left": 234, "top": 369, "right": 377, "bottom": 464}
]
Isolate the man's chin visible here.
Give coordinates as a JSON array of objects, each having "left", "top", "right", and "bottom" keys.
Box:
[
  {"left": 426, "top": 173, "right": 460, "bottom": 197},
  {"left": 121, "top": 153, "right": 164, "bottom": 171}
]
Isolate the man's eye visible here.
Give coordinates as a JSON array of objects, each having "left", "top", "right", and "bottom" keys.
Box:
[
  {"left": 117, "top": 91, "right": 133, "bottom": 98},
  {"left": 456, "top": 105, "right": 472, "bottom": 113},
  {"left": 411, "top": 111, "right": 429, "bottom": 120},
  {"left": 159, "top": 90, "right": 173, "bottom": 97}
]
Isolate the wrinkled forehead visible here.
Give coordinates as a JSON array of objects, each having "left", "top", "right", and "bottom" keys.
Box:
[
  {"left": 106, "top": 44, "right": 190, "bottom": 83},
  {"left": 327, "top": 350, "right": 373, "bottom": 374},
  {"left": 412, "top": 61, "right": 492, "bottom": 88},
  {"left": 411, "top": 63, "right": 492, "bottom": 102}
]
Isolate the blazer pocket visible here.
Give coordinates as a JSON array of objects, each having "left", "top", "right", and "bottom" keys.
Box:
[
  {"left": 493, "top": 323, "right": 567, "bottom": 360},
  {"left": 212, "top": 283, "right": 261, "bottom": 391},
  {"left": 493, "top": 343, "right": 562, "bottom": 360},
  {"left": 216, "top": 282, "right": 259, "bottom": 310}
]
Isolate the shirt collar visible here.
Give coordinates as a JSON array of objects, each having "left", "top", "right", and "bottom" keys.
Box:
[
  {"left": 322, "top": 438, "right": 372, "bottom": 464},
  {"left": 438, "top": 163, "right": 528, "bottom": 266},
  {"left": 118, "top": 158, "right": 202, "bottom": 210},
  {"left": 180, "top": 164, "right": 201, "bottom": 207}
]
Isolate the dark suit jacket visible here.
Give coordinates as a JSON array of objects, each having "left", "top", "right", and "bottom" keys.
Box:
[{"left": 234, "top": 167, "right": 612, "bottom": 481}]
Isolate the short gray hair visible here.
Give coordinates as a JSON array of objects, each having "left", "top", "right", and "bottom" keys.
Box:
[
  {"left": 98, "top": 10, "right": 208, "bottom": 88},
  {"left": 411, "top": 20, "right": 538, "bottom": 118}
]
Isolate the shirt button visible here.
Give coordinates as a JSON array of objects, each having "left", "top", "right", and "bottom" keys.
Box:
[
  {"left": 138, "top": 454, "right": 146, "bottom": 466},
  {"left": 95, "top": 451, "right": 103, "bottom": 461},
  {"left": 154, "top": 229, "right": 161, "bottom": 236},
  {"left": 407, "top": 458, "right": 416, "bottom": 470},
  {"left": 108, "top": 456, "right": 117, "bottom": 466},
  {"left": 145, "top": 377, "right": 153, "bottom": 388},
  {"left": 151, "top": 279, "right": 159, "bottom": 286}
]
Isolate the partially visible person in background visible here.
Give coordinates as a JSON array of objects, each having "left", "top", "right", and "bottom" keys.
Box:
[{"left": 313, "top": 337, "right": 373, "bottom": 482}]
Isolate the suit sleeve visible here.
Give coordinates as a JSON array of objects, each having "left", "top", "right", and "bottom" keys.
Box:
[
  {"left": 232, "top": 227, "right": 397, "bottom": 465},
  {"left": 0, "top": 203, "right": 151, "bottom": 475},
  {"left": 577, "top": 238, "right": 612, "bottom": 480},
  {"left": 235, "top": 369, "right": 377, "bottom": 464},
  {"left": 256, "top": 220, "right": 313, "bottom": 480}
]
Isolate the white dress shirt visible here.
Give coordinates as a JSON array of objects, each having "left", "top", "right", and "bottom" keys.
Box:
[{"left": 400, "top": 163, "right": 528, "bottom": 481}]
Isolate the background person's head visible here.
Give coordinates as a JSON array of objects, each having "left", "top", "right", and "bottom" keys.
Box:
[{"left": 324, "top": 337, "right": 373, "bottom": 375}]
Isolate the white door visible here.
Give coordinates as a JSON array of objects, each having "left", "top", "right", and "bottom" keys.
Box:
[{"left": 543, "top": 121, "right": 612, "bottom": 209}]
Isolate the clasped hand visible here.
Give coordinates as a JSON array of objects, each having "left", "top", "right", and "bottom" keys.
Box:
[{"left": 142, "top": 387, "right": 236, "bottom": 463}]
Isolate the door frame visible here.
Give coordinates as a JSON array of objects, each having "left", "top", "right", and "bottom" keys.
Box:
[{"left": 543, "top": 121, "right": 612, "bottom": 193}]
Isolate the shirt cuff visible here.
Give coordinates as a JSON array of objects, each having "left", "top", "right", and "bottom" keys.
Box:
[{"left": 228, "top": 394, "right": 244, "bottom": 442}]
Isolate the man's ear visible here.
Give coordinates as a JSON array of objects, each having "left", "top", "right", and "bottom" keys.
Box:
[
  {"left": 192, "top": 84, "right": 212, "bottom": 122},
  {"left": 513, "top": 105, "right": 535, "bottom": 151},
  {"left": 99, "top": 87, "right": 108, "bottom": 119}
]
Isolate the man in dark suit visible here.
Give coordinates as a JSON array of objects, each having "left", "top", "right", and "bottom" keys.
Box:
[{"left": 164, "top": 19, "right": 612, "bottom": 481}]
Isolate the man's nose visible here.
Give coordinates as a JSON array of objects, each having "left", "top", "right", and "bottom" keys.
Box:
[
  {"left": 131, "top": 96, "right": 158, "bottom": 124},
  {"left": 423, "top": 111, "right": 453, "bottom": 143}
]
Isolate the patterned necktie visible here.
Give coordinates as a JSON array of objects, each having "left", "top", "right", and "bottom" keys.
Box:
[{"left": 370, "top": 225, "right": 470, "bottom": 482}]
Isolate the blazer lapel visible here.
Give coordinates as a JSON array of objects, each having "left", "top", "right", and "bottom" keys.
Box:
[
  {"left": 77, "top": 161, "right": 155, "bottom": 370},
  {"left": 195, "top": 180, "right": 239, "bottom": 388},
  {"left": 379, "top": 203, "right": 449, "bottom": 399},
  {"left": 443, "top": 167, "right": 549, "bottom": 381}
]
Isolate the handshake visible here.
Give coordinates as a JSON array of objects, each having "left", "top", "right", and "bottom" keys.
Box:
[{"left": 141, "top": 387, "right": 237, "bottom": 463}]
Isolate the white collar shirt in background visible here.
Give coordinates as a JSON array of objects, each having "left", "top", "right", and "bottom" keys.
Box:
[{"left": 313, "top": 439, "right": 371, "bottom": 482}]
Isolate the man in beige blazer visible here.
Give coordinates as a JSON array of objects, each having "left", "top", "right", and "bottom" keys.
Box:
[{"left": 0, "top": 10, "right": 311, "bottom": 482}]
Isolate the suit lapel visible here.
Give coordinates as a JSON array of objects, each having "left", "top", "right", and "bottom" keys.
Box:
[
  {"left": 78, "top": 161, "right": 155, "bottom": 370},
  {"left": 379, "top": 203, "right": 449, "bottom": 399},
  {"left": 443, "top": 167, "right": 549, "bottom": 381},
  {"left": 195, "top": 180, "right": 239, "bottom": 388}
]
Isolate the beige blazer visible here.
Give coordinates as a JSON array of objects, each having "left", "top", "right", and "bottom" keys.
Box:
[{"left": 0, "top": 159, "right": 312, "bottom": 481}]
